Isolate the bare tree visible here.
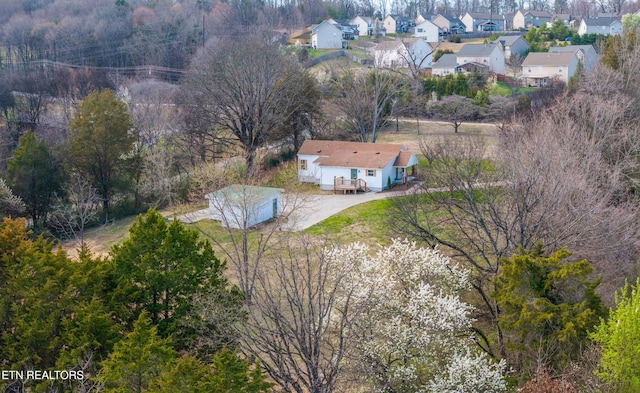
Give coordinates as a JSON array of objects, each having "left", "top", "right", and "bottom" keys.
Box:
[
  {"left": 238, "top": 236, "right": 358, "bottom": 393},
  {"left": 50, "top": 176, "right": 100, "bottom": 248},
  {"left": 389, "top": 88, "right": 640, "bottom": 355},
  {"left": 427, "top": 95, "right": 479, "bottom": 133},
  {"left": 181, "top": 34, "right": 316, "bottom": 171},
  {"left": 332, "top": 59, "right": 406, "bottom": 143}
]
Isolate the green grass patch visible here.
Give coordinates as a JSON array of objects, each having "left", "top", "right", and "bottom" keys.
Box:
[
  {"left": 489, "top": 81, "right": 515, "bottom": 96},
  {"left": 305, "top": 199, "right": 394, "bottom": 245}
]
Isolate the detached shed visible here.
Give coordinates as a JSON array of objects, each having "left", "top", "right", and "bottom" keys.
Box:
[{"left": 205, "top": 185, "right": 284, "bottom": 229}]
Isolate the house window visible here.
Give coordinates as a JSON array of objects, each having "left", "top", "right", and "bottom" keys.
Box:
[
  {"left": 528, "top": 67, "right": 531, "bottom": 72},
  {"left": 367, "top": 169, "right": 376, "bottom": 177},
  {"left": 299, "top": 159, "right": 307, "bottom": 170},
  {"left": 559, "top": 66, "right": 563, "bottom": 72},
  {"left": 417, "top": 28, "right": 424, "bottom": 32}
]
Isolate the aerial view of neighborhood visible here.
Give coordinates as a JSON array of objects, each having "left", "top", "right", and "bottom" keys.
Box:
[{"left": 1, "top": 0, "right": 639, "bottom": 392}]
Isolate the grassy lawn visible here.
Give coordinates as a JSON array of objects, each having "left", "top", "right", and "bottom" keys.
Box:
[{"left": 305, "top": 198, "right": 395, "bottom": 245}]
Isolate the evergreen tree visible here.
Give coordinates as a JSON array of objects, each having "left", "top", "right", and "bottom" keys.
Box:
[
  {"left": 110, "top": 208, "right": 243, "bottom": 344},
  {"left": 101, "top": 313, "right": 176, "bottom": 393},
  {"left": 67, "top": 89, "right": 137, "bottom": 211},
  {"left": 6, "top": 131, "right": 63, "bottom": 228},
  {"left": 592, "top": 278, "right": 640, "bottom": 392},
  {"left": 494, "top": 245, "right": 605, "bottom": 380}
]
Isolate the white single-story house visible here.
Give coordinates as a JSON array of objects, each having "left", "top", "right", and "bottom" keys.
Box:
[
  {"left": 205, "top": 185, "right": 284, "bottom": 229},
  {"left": 297, "top": 140, "right": 418, "bottom": 193}
]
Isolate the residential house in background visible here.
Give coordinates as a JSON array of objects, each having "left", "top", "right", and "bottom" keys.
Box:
[
  {"left": 431, "top": 53, "right": 459, "bottom": 76},
  {"left": 549, "top": 44, "right": 599, "bottom": 71},
  {"left": 371, "top": 38, "right": 434, "bottom": 69},
  {"left": 552, "top": 13, "right": 575, "bottom": 27},
  {"left": 521, "top": 51, "right": 579, "bottom": 86},
  {"left": 330, "top": 19, "right": 359, "bottom": 40},
  {"left": 512, "top": 10, "right": 552, "bottom": 29},
  {"left": 413, "top": 19, "right": 441, "bottom": 41},
  {"left": 456, "top": 43, "right": 506, "bottom": 74},
  {"left": 493, "top": 35, "right": 529, "bottom": 59},
  {"left": 351, "top": 16, "right": 375, "bottom": 36},
  {"left": 432, "top": 14, "right": 466, "bottom": 35},
  {"left": 311, "top": 21, "right": 344, "bottom": 49},
  {"left": 505, "top": 12, "right": 515, "bottom": 30},
  {"left": 415, "top": 13, "right": 437, "bottom": 25},
  {"left": 461, "top": 12, "right": 504, "bottom": 32},
  {"left": 297, "top": 140, "right": 418, "bottom": 192},
  {"left": 383, "top": 14, "right": 414, "bottom": 33},
  {"left": 578, "top": 17, "right": 622, "bottom": 35}
]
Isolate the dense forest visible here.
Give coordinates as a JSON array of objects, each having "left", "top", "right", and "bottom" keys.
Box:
[{"left": 2, "top": 0, "right": 640, "bottom": 392}]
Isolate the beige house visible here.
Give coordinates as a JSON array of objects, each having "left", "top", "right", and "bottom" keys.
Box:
[
  {"left": 512, "top": 10, "right": 552, "bottom": 29},
  {"left": 521, "top": 52, "right": 579, "bottom": 86}
]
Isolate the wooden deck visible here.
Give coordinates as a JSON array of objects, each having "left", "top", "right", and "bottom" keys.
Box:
[{"left": 334, "top": 176, "right": 368, "bottom": 194}]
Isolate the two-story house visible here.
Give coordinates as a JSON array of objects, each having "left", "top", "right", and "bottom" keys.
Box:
[
  {"left": 578, "top": 17, "right": 622, "bottom": 36},
  {"left": 493, "top": 35, "right": 529, "bottom": 59},
  {"left": 311, "top": 21, "right": 344, "bottom": 49},
  {"left": 456, "top": 43, "right": 506, "bottom": 74},
  {"left": 512, "top": 10, "right": 553, "bottom": 29},
  {"left": 522, "top": 51, "right": 579, "bottom": 86},
  {"left": 413, "top": 19, "right": 441, "bottom": 41},
  {"left": 371, "top": 38, "right": 434, "bottom": 69},
  {"left": 461, "top": 12, "right": 505, "bottom": 32},
  {"left": 548, "top": 44, "right": 599, "bottom": 72},
  {"left": 383, "top": 14, "right": 414, "bottom": 33},
  {"left": 432, "top": 14, "right": 466, "bottom": 35}
]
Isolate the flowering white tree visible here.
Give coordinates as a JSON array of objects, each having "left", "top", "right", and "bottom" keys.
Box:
[{"left": 329, "top": 239, "right": 507, "bottom": 393}]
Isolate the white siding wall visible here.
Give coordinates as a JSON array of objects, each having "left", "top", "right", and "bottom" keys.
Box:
[
  {"left": 413, "top": 20, "right": 440, "bottom": 41},
  {"left": 298, "top": 154, "right": 321, "bottom": 183},
  {"left": 312, "top": 24, "right": 342, "bottom": 49},
  {"left": 209, "top": 194, "right": 282, "bottom": 229}
]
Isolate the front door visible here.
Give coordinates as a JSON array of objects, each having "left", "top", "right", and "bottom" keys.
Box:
[{"left": 350, "top": 169, "right": 357, "bottom": 180}]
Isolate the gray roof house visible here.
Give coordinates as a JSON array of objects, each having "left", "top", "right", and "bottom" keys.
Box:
[
  {"left": 513, "top": 10, "right": 553, "bottom": 29},
  {"left": 549, "top": 44, "right": 599, "bottom": 72},
  {"left": 456, "top": 43, "right": 506, "bottom": 74},
  {"left": 431, "top": 54, "right": 459, "bottom": 76},
  {"left": 578, "top": 17, "right": 622, "bottom": 36},
  {"left": 522, "top": 51, "right": 579, "bottom": 86},
  {"left": 432, "top": 14, "right": 466, "bottom": 35},
  {"left": 494, "top": 35, "right": 529, "bottom": 59},
  {"left": 461, "top": 12, "right": 505, "bottom": 32}
]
